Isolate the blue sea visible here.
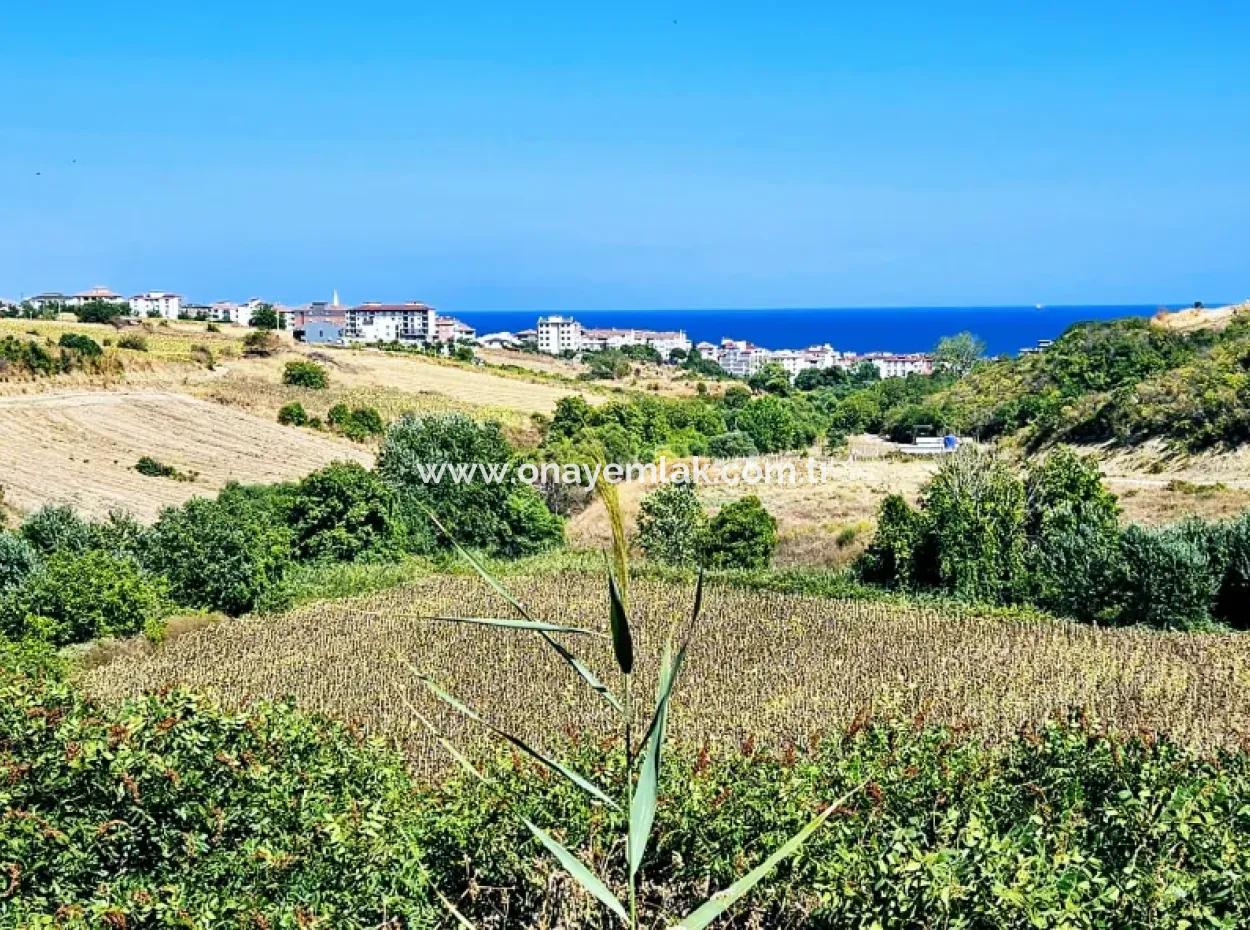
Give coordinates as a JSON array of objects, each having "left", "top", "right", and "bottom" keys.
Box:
[{"left": 456, "top": 305, "right": 1184, "bottom": 357}]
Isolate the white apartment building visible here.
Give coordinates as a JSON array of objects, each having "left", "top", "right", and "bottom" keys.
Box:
[
  {"left": 537, "top": 315, "right": 583, "bottom": 354},
  {"left": 865, "top": 353, "right": 933, "bottom": 377},
  {"left": 714, "top": 339, "right": 772, "bottom": 377},
  {"left": 129, "top": 291, "right": 183, "bottom": 320},
  {"left": 344, "top": 302, "right": 438, "bottom": 344}
]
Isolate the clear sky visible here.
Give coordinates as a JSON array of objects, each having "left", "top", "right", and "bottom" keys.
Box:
[{"left": 2, "top": 1, "right": 1247, "bottom": 310}]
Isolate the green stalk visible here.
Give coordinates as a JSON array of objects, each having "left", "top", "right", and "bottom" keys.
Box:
[{"left": 624, "top": 673, "right": 637, "bottom": 929}]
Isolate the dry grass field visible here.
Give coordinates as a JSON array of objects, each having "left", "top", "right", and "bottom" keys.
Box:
[
  {"left": 81, "top": 573, "right": 1250, "bottom": 780},
  {"left": 0, "top": 390, "right": 369, "bottom": 522},
  {"left": 568, "top": 450, "right": 940, "bottom": 568}
]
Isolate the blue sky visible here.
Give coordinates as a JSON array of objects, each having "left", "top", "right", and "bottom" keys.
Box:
[{"left": 2, "top": 1, "right": 1247, "bottom": 310}]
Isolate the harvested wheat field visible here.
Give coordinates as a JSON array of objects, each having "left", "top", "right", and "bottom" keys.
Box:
[
  {"left": 81, "top": 573, "right": 1250, "bottom": 780},
  {"left": 0, "top": 390, "right": 369, "bottom": 521}
]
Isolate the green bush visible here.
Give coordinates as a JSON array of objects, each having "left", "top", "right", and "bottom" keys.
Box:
[
  {"left": 283, "top": 359, "right": 329, "bottom": 389},
  {"left": 328, "top": 403, "right": 384, "bottom": 441},
  {"left": 288, "top": 462, "right": 403, "bottom": 563},
  {"left": 0, "top": 532, "right": 40, "bottom": 592},
  {"left": 703, "top": 495, "right": 778, "bottom": 570},
  {"left": 636, "top": 481, "right": 707, "bottom": 568},
  {"left": 0, "top": 549, "right": 169, "bottom": 645},
  {"left": 417, "top": 721, "right": 1250, "bottom": 929},
  {"left": 250, "top": 302, "right": 280, "bottom": 330},
  {"left": 498, "top": 484, "right": 566, "bottom": 557},
  {"left": 922, "top": 447, "right": 1029, "bottom": 603},
  {"left": 706, "top": 430, "right": 758, "bottom": 459},
  {"left": 134, "top": 455, "right": 191, "bottom": 480},
  {"left": 0, "top": 670, "right": 435, "bottom": 928},
  {"left": 57, "top": 332, "right": 103, "bottom": 356},
  {"left": 19, "top": 504, "right": 94, "bottom": 557},
  {"left": 1116, "top": 523, "right": 1222, "bottom": 629},
  {"left": 143, "top": 486, "right": 292, "bottom": 615},
  {"left": 116, "top": 333, "right": 148, "bottom": 351},
  {"left": 277, "top": 400, "right": 308, "bottom": 425},
  {"left": 857, "top": 493, "right": 929, "bottom": 588}
]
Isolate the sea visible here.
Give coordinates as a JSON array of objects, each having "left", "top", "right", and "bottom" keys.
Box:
[{"left": 455, "top": 305, "right": 1186, "bottom": 357}]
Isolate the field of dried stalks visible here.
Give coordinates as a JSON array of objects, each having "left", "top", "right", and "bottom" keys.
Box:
[
  {"left": 0, "top": 390, "right": 369, "bottom": 521},
  {"left": 80, "top": 573, "right": 1250, "bottom": 780}
]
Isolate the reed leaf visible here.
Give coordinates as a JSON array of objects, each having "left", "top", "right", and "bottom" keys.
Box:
[
  {"left": 628, "top": 639, "right": 678, "bottom": 879},
  {"left": 608, "top": 573, "right": 635, "bottom": 675},
  {"left": 673, "top": 790, "right": 857, "bottom": 930},
  {"left": 523, "top": 818, "right": 630, "bottom": 924},
  {"left": 421, "top": 676, "right": 618, "bottom": 808},
  {"left": 421, "top": 615, "right": 604, "bottom": 636}
]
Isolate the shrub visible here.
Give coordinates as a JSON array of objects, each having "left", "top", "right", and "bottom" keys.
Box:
[
  {"left": 328, "top": 403, "right": 384, "bottom": 441},
  {"left": 206, "top": 322, "right": 221, "bottom": 333},
  {"left": 728, "top": 395, "right": 819, "bottom": 453},
  {"left": 857, "top": 494, "right": 928, "bottom": 588},
  {"left": 706, "top": 430, "right": 758, "bottom": 459},
  {"left": 922, "top": 447, "right": 1028, "bottom": 603},
  {"left": 0, "top": 532, "right": 40, "bottom": 592},
  {"left": 116, "top": 333, "right": 148, "bottom": 351},
  {"left": 74, "top": 300, "right": 126, "bottom": 323},
  {"left": 134, "top": 455, "right": 194, "bottom": 481},
  {"left": 0, "top": 672, "right": 435, "bottom": 927},
  {"left": 250, "top": 303, "right": 280, "bottom": 330},
  {"left": 277, "top": 400, "right": 309, "bottom": 425},
  {"left": 498, "top": 484, "right": 566, "bottom": 557},
  {"left": 19, "top": 504, "right": 94, "bottom": 557},
  {"left": 144, "top": 487, "right": 292, "bottom": 615},
  {"left": 191, "top": 343, "right": 216, "bottom": 368},
  {"left": 57, "top": 332, "right": 103, "bottom": 356},
  {"left": 283, "top": 359, "right": 329, "bottom": 389},
  {"left": 637, "top": 481, "right": 707, "bottom": 567},
  {"left": 1214, "top": 512, "right": 1250, "bottom": 628},
  {"left": 242, "top": 330, "right": 280, "bottom": 357},
  {"left": 288, "top": 462, "right": 403, "bottom": 563},
  {"left": 1115, "top": 523, "right": 1222, "bottom": 628},
  {"left": 703, "top": 495, "right": 778, "bottom": 570},
  {"left": 0, "top": 549, "right": 169, "bottom": 645}
]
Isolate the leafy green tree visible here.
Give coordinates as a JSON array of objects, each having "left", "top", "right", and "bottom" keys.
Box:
[
  {"left": 548, "top": 396, "right": 593, "bottom": 441},
  {"left": 74, "top": 300, "right": 126, "bottom": 323},
  {"left": 288, "top": 462, "right": 402, "bottom": 563},
  {"left": 747, "top": 361, "right": 793, "bottom": 396},
  {"left": 637, "top": 481, "right": 708, "bottom": 568},
  {"left": 283, "top": 360, "right": 329, "bottom": 389},
  {"left": 703, "top": 495, "right": 778, "bottom": 570},
  {"left": 1, "top": 549, "right": 169, "bottom": 645},
  {"left": 144, "top": 488, "right": 292, "bottom": 615},
  {"left": 250, "top": 303, "right": 280, "bottom": 330},
  {"left": 706, "top": 431, "right": 758, "bottom": 459},
  {"left": 729, "top": 396, "right": 818, "bottom": 453},
  {"left": 933, "top": 332, "right": 986, "bottom": 377},
  {"left": 794, "top": 366, "right": 847, "bottom": 391},
  {"left": 376, "top": 414, "right": 516, "bottom": 552}
]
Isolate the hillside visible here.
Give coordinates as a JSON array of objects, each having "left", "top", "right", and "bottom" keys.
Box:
[{"left": 921, "top": 303, "right": 1250, "bottom": 452}]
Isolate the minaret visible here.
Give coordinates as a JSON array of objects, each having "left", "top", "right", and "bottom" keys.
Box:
[{"left": 331, "top": 289, "right": 340, "bottom": 307}]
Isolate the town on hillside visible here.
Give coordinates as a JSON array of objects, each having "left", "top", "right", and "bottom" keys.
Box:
[{"left": 3, "top": 288, "right": 933, "bottom": 381}]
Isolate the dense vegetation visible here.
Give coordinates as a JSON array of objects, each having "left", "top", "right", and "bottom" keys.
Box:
[
  {"left": 0, "top": 332, "right": 121, "bottom": 378},
  {"left": 0, "top": 416, "right": 565, "bottom": 647},
  {"left": 9, "top": 645, "right": 1250, "bottom": 928},
  {"left": 860, "top": 446, "right": 1250, "bottom": 629},
  {"left": 852, "top": 313, "right": 1250, "bottom": 450}
]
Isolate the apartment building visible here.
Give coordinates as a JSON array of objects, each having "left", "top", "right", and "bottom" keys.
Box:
[
  {"left": 344, "top": 301, "right": 438, "bottom": 344},
  {"left": 537, "top": 315, "right": 583, "bottom": 354},
  {"left": 434, "top": 315, "right": 477, "bottom": 343},
  {"left": 863, "top": 353, "right": 933, "bottom": 377},
  {"left": 129, "top": 291, "right": 183, "bottom": 319}
]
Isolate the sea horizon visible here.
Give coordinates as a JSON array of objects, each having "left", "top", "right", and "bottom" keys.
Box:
[{"left": 454, "top": 303, "right": 1198, "bottom": 356}]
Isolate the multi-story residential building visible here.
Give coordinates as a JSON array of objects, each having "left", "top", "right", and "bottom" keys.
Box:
[
  {"left": 182, "top": 303, "right": 213, "bottom": 320},
  {"left": 864, "top": 353, "right": 933, "bottom": 377},
  {"left": 27, "top": 292, "right": 68, "bottom": 311},
  {"left": 537, "top": 315, "right": 583, "bottom": 354},
  {"left": 434, "top": 316, "right": 477, "bottom": 343},
  {"left": 344, "top": 301, "right": 438, "bottom": 344},
  {"left": 714, "top": 339, "right": 772, "bottom": 377},
  {"left": 129, "top": 291, "right": 183, "bottom": 319}
]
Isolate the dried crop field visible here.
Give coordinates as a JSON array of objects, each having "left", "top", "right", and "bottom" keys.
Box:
[
  {"left": 81, "top": 573, "right": 1250, "bottom": 780},
  {"left": 0, "top": 390, "right": 369, "bottom": 521}
]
